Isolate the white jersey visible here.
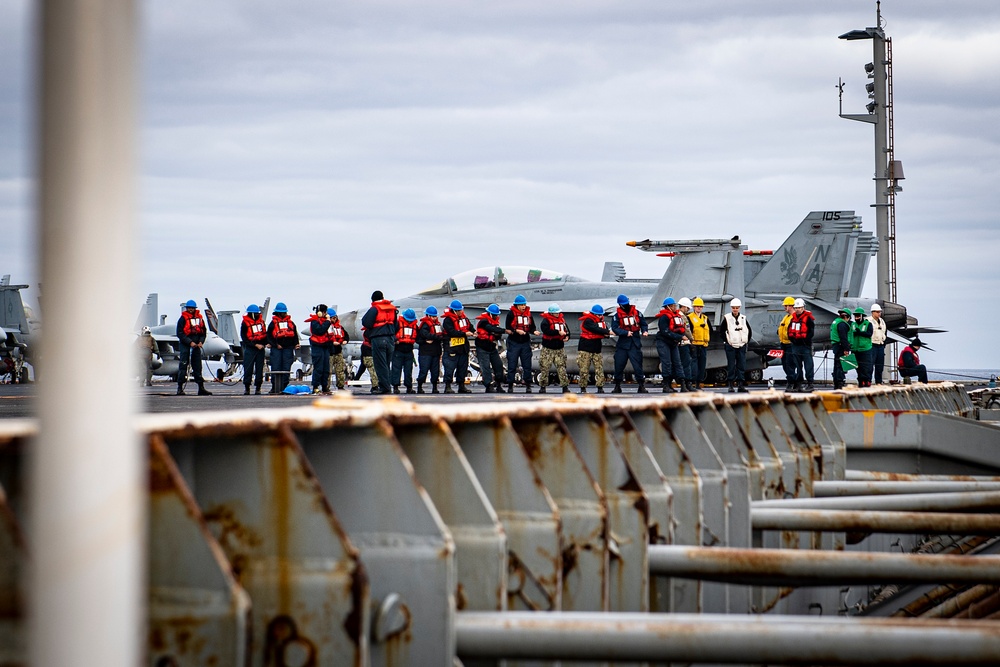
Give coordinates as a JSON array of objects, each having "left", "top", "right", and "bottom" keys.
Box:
[
  {"left": 723, "top": 312, "right": 749, "bottom": 348},
  {"left": 869, "top": 316, "right": 887, "bottom": 345}
]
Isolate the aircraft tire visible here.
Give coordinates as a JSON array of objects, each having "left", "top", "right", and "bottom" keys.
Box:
[
  {"left": 710, "top": 368, "right": 728, "bottom": 385},
  {"left": 746, "top": 368, "right": 764, "bottom": 384}
]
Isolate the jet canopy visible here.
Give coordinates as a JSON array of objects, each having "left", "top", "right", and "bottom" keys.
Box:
[{"left": 417, "top": 265, "right": 580, "bottom": 296}]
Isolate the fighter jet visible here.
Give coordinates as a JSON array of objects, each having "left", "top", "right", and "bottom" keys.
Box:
[
  {"left": 0, "top": 276, "right": 37, "bottom": 383},
  {"left": 133, "top": 294, "right": 237, "bottom": 381}
]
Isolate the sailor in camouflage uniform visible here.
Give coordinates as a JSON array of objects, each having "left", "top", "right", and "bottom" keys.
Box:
[
  {"left": 539, "top": 303, "right": 571, "bottom": 393},
  {"left": 577, "top": 304, "right": 613, "bottom": 393}
]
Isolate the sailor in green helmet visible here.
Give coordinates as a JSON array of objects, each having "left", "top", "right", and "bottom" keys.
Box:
[
  {"left": 851, "top": 306, "right": 874, "bottom": 387},
  {"left": 830, "top": 307, "right": 853, "bottom": 390}
]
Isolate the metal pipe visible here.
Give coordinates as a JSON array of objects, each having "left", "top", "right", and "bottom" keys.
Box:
[
  {"left": 846, "top": 471, "right": 1000, "bottom": 483},
  {"left": 455, "top": 612, "right": 1000, "bottom": 664},
  {"left": 815, "top": 481, "right": 1000, "bottom": 496},
  {"left": 924, "top": 585, "right": 999, "bottom": 620},
  {"left": 753, "top": 509, "right": 1000, "bottom": 534},
  {"left": 755, "top": 490, "right": 1000, "bottom": 512},
  {"left": 31, "top": 2, "right": 142, "bottom": 666},
  {"left": 647, "top": 545, "right": 1000, "bottom": 586}
]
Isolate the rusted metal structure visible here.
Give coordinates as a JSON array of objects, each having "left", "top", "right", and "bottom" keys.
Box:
[{"left": 4, "top": 383, "right": 1000, "bottom": 665}]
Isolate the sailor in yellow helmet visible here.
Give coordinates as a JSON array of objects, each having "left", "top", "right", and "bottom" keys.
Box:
[
  {"left": 687, "top": 296, "right": 710, "bottom": 389},
  {"left": 777, "top": 296, "right": 797, "bottom": 391}
]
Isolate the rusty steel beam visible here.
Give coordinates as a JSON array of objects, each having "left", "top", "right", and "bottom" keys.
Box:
[
  {"left": 647, "top": 545, "right": 1000, "bottom": 586},
  {"left": 755, "top": 490, "right": 1000, "bottom": 512},
  {"left": 815, "top": 481, "right": 1000, "bottom": 496},
  {"left": 455, "top": 612, "right": 1000, "bottom": 664},
  {"left": 752, "top": 508, "right": 1000, "bottom": 535},
  {"left": 846, "top": 471, "right": 1000, "bottom": 482}
]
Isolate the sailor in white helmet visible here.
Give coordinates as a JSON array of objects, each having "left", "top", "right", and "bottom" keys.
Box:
[
  {"left": 719, "top": 298, "right": 752, "bottom": 393},
  {"left": 868, "top": 304, "right": 888, "bottom": 384},
  {"left": 677, "top": 297, "right": 696, "bottom": 392}
]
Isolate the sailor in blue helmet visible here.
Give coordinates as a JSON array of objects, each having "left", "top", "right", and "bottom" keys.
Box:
[
  {"left": 442, "top": 299, "right": 474, "bottom": 393},
  {"left": 266, "top": 302, "right": 299, "bottom": 394},
  {"left": 176, "top": 299, "right": 212, "bottom": 395},
  {"left": 653, "top": 297, "right": 687, "bottom": 393},
  {"left": 240, "top": 303, "right": 267, "bottom": 394},
  {"left": 475, "top": 304, "right": 507, "bottom": 393},
  {"left": 611, "top": 294, "right": 649, "bottom": 393},
  {"left": 505, "top": 294, "right": 539, "bottom": 393},
  {"left": 361, "top": 290, "right": 397, "bottom": 395},
  {"left": 305, "top": 304, "right": 333, "bottom": 395},
  {"left": 391, "top": 308, "right": 419, "bottom": 394},
  {"left": 539, "top": 303, "right": 571, "bottom": 393},
  {"left": 577, "top": 304, "right": 613, "bottom": 393},
  {"left": 416, "top": 306, "right": 443, "bottom": 393}
]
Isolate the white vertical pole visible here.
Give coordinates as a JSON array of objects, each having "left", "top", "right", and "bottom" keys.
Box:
[{"left": 31, "top": 1, "right": 143, "bottom": 665}]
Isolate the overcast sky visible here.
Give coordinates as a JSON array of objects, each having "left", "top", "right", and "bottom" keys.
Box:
[{"left": 2, "top": 1, "right": 999, "bottom": 371}]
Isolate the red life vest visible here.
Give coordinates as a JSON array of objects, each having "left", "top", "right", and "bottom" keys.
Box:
[
  {"left": 371, "top": 300, "right": 396, "bottom": 328},
  {"left": 419, "top": 316, "right": 443, "bottom": 337},
  {"left": 510, "top": 307, "right": 533, "bottom": 331},
  {"left": 579, "top": 312, "right": 608, "bottom": 340},
  {"left": 898, "top": 346, "right": 919, "bottom": 368},
  {"left": 271, "top": 313, "right": 297, "bottom": 339},
  {"left": 616, "top": 305, "right": 641, "bottom": 332},
  {"left": 655, "top": 308, "right": 687, "bottom": 335},
  {"left": 305, "top": 314, "right": 331, "bottom": 345},
  {"left": 181, "top": 309, "right": 206, "bottom": 336},
  {"left": 788, "top": 310, "right": 814, "bottom": 342},
  {"left": 329, "top": 321, "right": 345, "bottom": 345},
  {"left": 445, "top": 310, "right": 471, "bottom": 334},
  {"left": 476, "top": 313, "right": 501, "bottom": 342},
  {"left": 242, "top": 314, "right": 267, "bottom": 342},
  {"left": 541, "top": 312, "right": 569, "bottom": 341},
  {"left": 396, "top": 317, "right": 418, "bottom": 344}
]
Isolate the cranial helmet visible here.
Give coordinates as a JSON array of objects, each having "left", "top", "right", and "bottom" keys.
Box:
[
  {"left": 591, "top": 304, "right": 604, "bottom": 315},
  {"left": 185, "top": 299, "right": 197, "bottom": 308},
  {"left": 513, "top": 294, "right": 527, "bottom": 306},
  {"left": 793, "top": 298, "right": 805, "bottom": 308},
  {"left": 402, "top": 308, "right": 417, "bottom": 322},
  {"left": 692, "top": 297, "right": 704, "bottom": 307},
  {"left": 450, "top": 299, "right": 463, "bottom": 310},
  {"left": 425, "top": 305, "right": 438, "bottom": 316},
  {"left": 548, "top": 303, "right": 561, "bottom": 314},
  {"left": 678, "top": 297, "right": 692, "bottom": 308},
  {"left": 273, "top": 302, "right": 288, "bottom": 313},
  {"left": 487, "top": 304, "right": 501, "bottom": 315},
  {"left": 246, "top": 304, "right": 260, "bottom": 314},
  {"left": 329, "top": 309, "right": 337, "bottom": 318},
  {"left": 870, "top": 303, "right": 882, "bottom": 312},
  {"left": 141, "top": 326, "right": 151, "bottom": 334},
  {"left": 783, "top": 296, "right": 795, "bottom": 306},
  {"left": 730, "top": 298, "right": 742, "bottom": 308},
  {"left": 617, "top": 294, "right": 629, "bottom": 305},
  {"left": 853, "top": 307, "right": 866, "bottom": 315},
  {"left": 663, "top": 297, "right": 676, "bottom": 307}
]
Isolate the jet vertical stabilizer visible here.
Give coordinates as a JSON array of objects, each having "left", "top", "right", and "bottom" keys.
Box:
[
  {"left": 848, "top": 232, "right": 878, "bottom": 297},
  {"left": 133, "top": 293, "right": 158, "bottom": 332},
  {"left": 602, "top": 261, "right": 626, "bottom": 282},
  {"left": 641, "top": 240, "right": 748, "bottom": 320},
  {"left": 744, "top": 211, "right": 861, "bottom": 301},
  {"left": 0, "top": 282, "right": 31, "bottom": 335}
]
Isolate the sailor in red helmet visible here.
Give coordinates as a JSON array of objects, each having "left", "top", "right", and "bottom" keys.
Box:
[
  {"left": 240, "top": 303, "right": 267, "bottom": 395},
  {"left": 176, "top": 299, "right": 212, "bottom": 396}
]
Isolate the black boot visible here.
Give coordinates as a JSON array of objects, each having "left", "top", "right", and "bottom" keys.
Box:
[
  {"left": 431, "top": 384, "right": 440, "bottom": 394},
  {"left": 728, "top": 382, "right": 736, "bottom": 393},
  {"left": 457, "top": 384, "right": 471, "bottom": 394},
  {"left": 494, "top": 383, "right": 505, "bottom": 393},
  {"left": 508, "top": 383, "right": 514, "bottom": 393},
  {"left": 637, "top": 382, "right": 649, "bottom": 394},
  {"left": 539, "top": 386, "right": 547, "bottom": 394},
  {"left": 176, "top": 384, "right": 185, "bottom": 396},
  {"left": 578, "top": 386, "right": 587, "bottom": 394},
  {"left": 662, "top": 379, "right": 676, "bottom": 393},
  {"left": 562, "top": 386, "right": 571, "bottom": 394},
  {"left": 405, "top": 385, "right": 413, "bottom": 394},
  {"left": 485, "top": 384, "right": 495, "bottom": 393},
  {"left": 802, "top": 383, "right": 814, "bottom": 392},
  {"left": 524, "top": 385, "right": 532, "bottom": 394},
  {"left": 197, "top": 383, "right": 212, "bottom": 396},
  {"left": 244, "top": 385, "right": 251, "bottom": 395},
  {"left": 443, "top": 384, "right": 454, "bottom": 394},
  {"left": 612, "top": 383, "right": 622, "bottom": 394},
  {"left": 596, "top": 386, "right": 605, "bottom": 394},
  {"left": 738, "top": 383, "right": 749, "bottom": 393},
  {"left": 417, "top": 384, "right": 425, "bottom": 394},
  {"left": 392, "top": 386, "right": 400, "bottom": 394}
]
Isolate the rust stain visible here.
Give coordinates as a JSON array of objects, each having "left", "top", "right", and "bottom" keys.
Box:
[
  {"left": 342, "top": 561, "right": 368, "bottom": 648},
  {"left": 455, "top": 582, "right": 468, "bottom": 611}
]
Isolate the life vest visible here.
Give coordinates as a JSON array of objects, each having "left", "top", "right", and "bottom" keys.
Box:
[
  {"left": 510, "top": 307, "right": 533, "bottom": 331},
  {"left": 371, "top": 300, "right": 396, "bottom": 328},
  {"left": 329, "top": 321, "right": 345, "bottom": 345},
  {"left": 242, "top": 314, "right": 267, "bottom": 342},
  {"left": 271, "top": 313, "right": 297, "bottom": 339},
  {"left": 579, "top": 312, "right": 608, "bottom": 340},
  {"left": 445, "top": 310, "right": 471, "bottom": 334},
  {"left": 541, "top": 312, "right": 569, "bottom": 341},
  {"left": 476, "top": 313, "right": 501, "bottom": 342},
  {"left": 616, "top": 305, "right": 641, "bottom": 332},
  {"left": 723, "top": 312, "right": 749, "bottom": 347},
  {"left": 305, "top": 314, "right": 331, "bottom": 345},
  {"left": 870, "top": 316, "right": 887, "bottom": 345},
  {"left": 777, "top": 313, "right": 793, "bottom": 345},
  {"left": 787, "top": 310, "right": 814, "bottom": 342},
  {"left": 181, "top": 310, "right": 206, "bottom": 337},
  {"left": 851, "top": 319, "right": 873, "bottom": 352},
  {"left": 655, "top": 308, "right": 687, "bottom": 335},
  {"left": 687, "top": 311, "right": 710, "bottom": 346},
  {"left": 419, "top": 316, "right": 443, "bottom": 337},
  {"left": 898, "top": 346, "right": 919, "bottom": 368},
  {"left": 396, "top": 317, "right": 418, "bottom": 345},
  {"left": 830, "top": 317, "right": 853, "bottom": 347}
]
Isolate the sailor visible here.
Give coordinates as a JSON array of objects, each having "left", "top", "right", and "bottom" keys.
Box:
[
  {"left": 719, "top": 298, "right": 752, "bottom": 393},
  {"left": 475, "top": 304, "right": 507, "bottom": 393},
  {"left": 869, "top": 304, "right": 888, "bottom": 384},
  {"left": 830, "top": 307, "right": 853, "bottom": 390},
  {"left": 327, "top": 309, "right": 350, "bottom": 392},
  {"left": 135, "top": 326, "right": 157, "bottom": 387},
  {"left": 305, "top": 304, "right": 333, "bottom": 395},
  {"left": 788, "top": 298, "right": 815, "bottom": 392},
  {"left": 577, "top": 304, "right": 613, "bottom": 393},
  {"left": 898, "top": 337, "right": 929, "bottom": 384},
  {"left": 266, "top": 302, "right": 299, "bottom": 394},
  {"left": 538, "top": 303, "right": 571, "bottom": 393},
  {"left": 175, "top": 299, "right": 212, "bottom": 396},
  {"left": 852, "top": 307, "right": 874, "bottom": 387},
  {"left": 777, "top": 297, "right": 797, "bottom": 391},
  {"left": 654, "top": 297, "right": 685, "bottom": 393},
  {"left": 442, "top": 299, "right": 474, "bottom": 393},
  {"left": 356, "top": 329, "right": 379, "bottom": 393},
  {"left": 611, "top": 294, "right": 649, "bottom": 394},
  {"left": 391, "top": 308, "right": 418, "bottom": 394},
  {"left": 687, "top": 297, "right": 711, "bottom": 390},
  {"left": 505, "top": 294, "right": 539, "bottom": 393},
  {"left": 676, "top": 297, "right": 696, "bottom": 392},
  {"left": 240, "top": 304, "right": 267, "bottom": 395},
  {"left": 361, "top": 290, "right": 397, "bottom": 395},
  {"left": 416, "top": 306, "right": 443, "bottom": 394}
]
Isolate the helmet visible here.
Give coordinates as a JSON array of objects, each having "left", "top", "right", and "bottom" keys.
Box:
[
  {"left": 729, "top": 298, "right": 742, "bottom": 308},
  {"left": 910, "top": 337, "right": 924, "bottom": 348},
  {"left": 617, "top": 294, "right": 629, "bottom": 305},
  {"left": 548, "top": 303, "right": 561, "bottom": 314},
  {"left": 793, "top": 298, "right": 805, "bottom": 308},
  {"left": 513, "top": 294, "right": 527, "bottom": 306},
  {"left": 450, "top": 299, "right": 463, "bottom": 310},
  {"left": 870, "top": 303, "right": 882, "bottom": 312},
  {"left": 662, "top": 297, "right": 676, "bottom": 307},
  {"left": 274, "top": 302, "right": 288, "bottom": 313},
  {"left": 853, "top": 307, "right": 866, "bottom": 315},
  {"left": 692, "top": 297, "right": 704, "bottom": 307},
  {"left": 329, "top": 309, "right": 337, "bottom": 318},
  {"left": 141, "top": 326, "right": 151, "bottom": 334},
  {"left": 590, "top": 304, "right": 604, "bottom": 316},
  {"left": 487, "top": 304, "right": 501, "bottom": 315},
  {"left": 246, "top": 304, "right": 260, "bottom": 314},
  {"left": 185, "top": 299, "right": 197, "bottom": 308},
  {"left": 838, "top": 307, "right": 850, "bottom": 316},
  {"left": 402, "top": 308, "right": 417, "bottom": 322},
  {"left": 678, "top": 297, "right": 692, "bottom": 308},
  {"left": 782, "top": 296, "right": 795, "bottom": 306},
  {"left": 425, "top": 305, "right": 438, "bottom": 316}
]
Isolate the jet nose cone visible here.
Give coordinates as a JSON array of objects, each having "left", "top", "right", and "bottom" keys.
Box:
[{"left": 204, "top": 335, "right": 231, "bottom": 357}]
